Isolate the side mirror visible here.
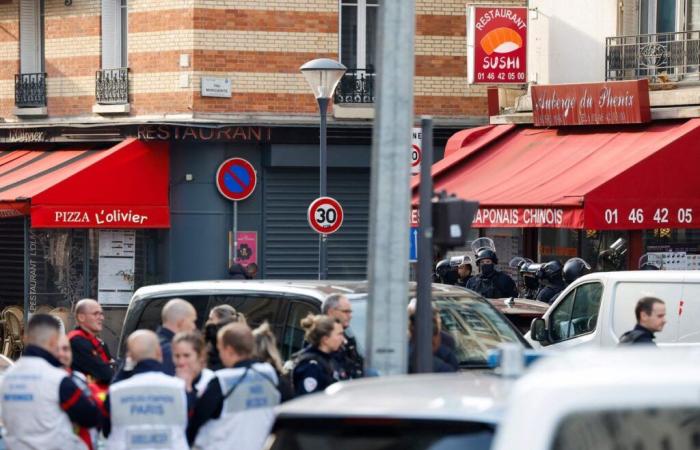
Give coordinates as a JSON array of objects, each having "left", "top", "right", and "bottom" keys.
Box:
[{"left": 530, "top": 318, "right": 548, "bottom": 342}]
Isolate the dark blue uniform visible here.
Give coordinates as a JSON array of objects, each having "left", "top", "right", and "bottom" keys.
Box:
[
  {"left": 156, "top": 326, "right": 176, "bottom": 376},
  {"left": 331, "top": 332, "right": 364, "bottom": 380},
  {"left": 619, "top": 324, "right": 656, "bottom": 345},
  {"left": 293, "top": 347, "right": 339, "bottom": 397},
  {"left": 466, "top": 271, "right": 518, "bottom": 299},
  {"left": 536, "top": 280, "right": 566, "bottom": 304}
]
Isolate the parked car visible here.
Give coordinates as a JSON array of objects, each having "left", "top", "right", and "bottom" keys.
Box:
[
  {"left": 266, "top": 371, "right": 514, "bottom": 450},
  {"left": 493, "top": 347, "right": 700, "bottom": 450},
  {"left": 486, "top": 297, "right": 549, "bottom": 335},
  {"left": 527, "top": 270, "right": 700, "bottom": 350},
  {"left": 118, "top": 281, "right": 529, "bottom": 367}
]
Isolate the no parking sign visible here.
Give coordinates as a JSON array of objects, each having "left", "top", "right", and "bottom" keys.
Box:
[{"left": 216, "top": 158, "right": 257, "bottom": 201}]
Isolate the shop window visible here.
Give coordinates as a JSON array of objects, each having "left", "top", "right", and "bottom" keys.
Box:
[
  {"left": 481, "top": 228, "right": 524, "bottom": 278},
  {"left": 538, "top": 228, "right": 579, "bottom": 265},
  {"left": 581, "top": 230, "right": 628, "bottom": 271},
  {"left": 643, "top": 228, "right": 700, "bottom": 270}
]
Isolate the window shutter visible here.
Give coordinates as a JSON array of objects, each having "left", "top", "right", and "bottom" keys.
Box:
[
  {"left": 19, "top": 0, "right": 41, "bottom": 73},
  {"left": 101, "top": 0, "right": 122, "bottom": 68}
]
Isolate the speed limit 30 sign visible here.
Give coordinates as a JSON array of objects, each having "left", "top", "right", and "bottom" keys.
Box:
[{"left": 308, "top": 197, "right": 344, "bottom": 235}]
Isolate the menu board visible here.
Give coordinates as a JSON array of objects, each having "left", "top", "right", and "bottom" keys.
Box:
[{"left": 98, "top": 230, "right": 136, "bottom": 305}]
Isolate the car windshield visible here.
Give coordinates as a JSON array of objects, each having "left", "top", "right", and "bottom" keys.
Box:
[
  {"left": 348, "top": 294, "right": 523, "bottom": 368},
  {"left": 267, "top": 418, "right": 495, "bottom": 450}
]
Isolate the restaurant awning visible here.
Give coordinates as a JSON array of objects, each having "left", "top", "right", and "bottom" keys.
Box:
[
  {"left": 0, "top": 138, "right": 170, "bottom": 228},
  {"left": 413, "top": 119, "right": 700, "bottom": 229}
]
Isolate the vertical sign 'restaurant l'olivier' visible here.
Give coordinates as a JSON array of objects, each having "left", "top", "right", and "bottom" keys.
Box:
[{"left": 467, "top": 6, "right": 528, "bottom": 84}]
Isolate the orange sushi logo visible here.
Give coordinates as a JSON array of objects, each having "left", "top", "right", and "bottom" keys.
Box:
[{"left": 479, "top": 27, "right": 522, "bottom": 55}]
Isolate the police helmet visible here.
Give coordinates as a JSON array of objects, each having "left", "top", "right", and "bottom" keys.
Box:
[
  {"left": 540, "top": 260, "right": 563, "bottom": 280},
  {"left": 475, "top": 248, "right": 498, "bottom": 266},
  {"left": 562, "top": 258, "right": 591, "bottom": 284},
  {"left": 435, "top": 259, "right": 451, "bottom": 279}
]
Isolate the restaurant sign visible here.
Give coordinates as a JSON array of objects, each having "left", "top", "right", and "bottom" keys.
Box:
[
  {"left": 467, "top": 6, "right": 527, "bottom": 84},
  {"left": 531, "top": 79, "right": 651, "bottom": 127}
]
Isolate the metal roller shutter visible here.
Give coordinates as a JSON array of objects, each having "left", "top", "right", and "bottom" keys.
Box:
[
  {"left": 0, "top": 218, "right": 25, "bottom": 307},
  {"left": 263, "top": 169, "right": 369, "bottom": 279}
]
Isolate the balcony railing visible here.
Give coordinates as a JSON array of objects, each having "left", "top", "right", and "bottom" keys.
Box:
[
  {"left": 606, "top": 30, "right": 700, "bottom": 83},
  {"left": 15, "top": 73, "right": 47, "bottom": 108},
  {"left": 334, "top": 68, "right": 375, "bottom": 104},
  {"left": 95, "top": 67, "right": 129, "bottom": 105}
]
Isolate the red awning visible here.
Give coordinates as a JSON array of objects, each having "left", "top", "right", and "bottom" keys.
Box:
[
  {"left": 414, "top": 119, "right": 700, "bottom": 229},
  {"left": 0, "top": 138, "right": 170, "bottom": 228}
]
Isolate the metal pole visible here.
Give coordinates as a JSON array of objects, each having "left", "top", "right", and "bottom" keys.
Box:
[
  {"left": 232, "top": 201, "right": 238, "bottom": 268},
  {"left": 318, "top": 97, "right": 329, "bottom": 280},
  {"left": 366, "top": 0, "right": 416, "bottom": 375},
  {"left": 415, "top": 116, "right": 434, "bottom": 373}
]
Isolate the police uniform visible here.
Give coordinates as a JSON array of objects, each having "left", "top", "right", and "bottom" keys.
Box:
[
  {"left": 188, "top": 360, "right": 281, "bottom": 450},
  {"left": 293, "top": 347, "right": 339, "bottom": 396},
  {"left": 193, "top": 368, "right": 215, "bottom": 398},
  {"left": 104, "top": 359, "right": 190, "bottom": 450},
  {"left": 536, "top": 280, "right": 566, "bottom": 304},
  {"left": 0, "top": 345, "right": 102, "bottom": 450},
  {"left": 619, "top": 324, "right": 657, "bottom": 346},
  {"left": 465, "top": 271, "right": 518, "bottom": 299},
  {"left": 333, "top": 329, "right": 364, "bottom": 380}
]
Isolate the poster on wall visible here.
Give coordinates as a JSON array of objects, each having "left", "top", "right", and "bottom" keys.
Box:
[
  {"left": 98, "top": 230, "right": 136, "bottom": 305},
  {"left": 467, "top": 5, "right": 528, "bottom": 84},
  {"left": 228, "top": 231, "right": 258, "bottom": 268}
]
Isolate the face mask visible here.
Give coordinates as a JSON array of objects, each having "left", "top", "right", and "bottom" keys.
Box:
[{"left": 481, "top": 263, "right": 495, "bottom": 276}]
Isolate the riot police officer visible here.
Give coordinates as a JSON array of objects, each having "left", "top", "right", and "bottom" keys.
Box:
[
  {"left": 563, "top": 257, "right": 591, "bottom": 285},
  {"left": 466, "top": 249, "right": 518, "bottom": 299},
  {"left": 536, "top": 260, "right": 566, "bottom": 304},
  {"left": 434, "top": 259, "right": 458, "bottom": 285},
  {"left": 456, "top": 258, "right": 473, "bottom": 287}
]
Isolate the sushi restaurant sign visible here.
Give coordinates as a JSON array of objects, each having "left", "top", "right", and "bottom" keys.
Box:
[
  {"left": 531, "top": 80, "right": 651, "bottom": 126},
  {"left": 467, "top": 6, "right": 528, "bottom": 84}
]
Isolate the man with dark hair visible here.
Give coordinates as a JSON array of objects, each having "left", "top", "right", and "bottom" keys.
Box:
[
  {"left": 69, "top": 298, "right": 114, "bottom": 387},
  {"left": 0, "top": 314, "right": 102, "bottom": 450},
  {"left": 619, "top": 297, "right": 667, "bottom": 345},
  {"left": 322, "top": 293, "right": 365, "bottom": 379}
]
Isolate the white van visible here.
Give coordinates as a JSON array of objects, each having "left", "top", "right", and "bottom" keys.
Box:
[{"left": 527, "top": 271, "right": 700, "bottom": 349}]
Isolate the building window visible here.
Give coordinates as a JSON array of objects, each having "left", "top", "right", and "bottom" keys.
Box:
[
  {"left": 340, "top": 0, "right": 378, "bottom": 71},
  {"left": 638, "top": 0, "right": 700, "bottom": 33},
  {"left": 19, "top": 0, "right": 44, "bottom": 74},
  {"left": 102, "top": 0, "right": 128, "bottom": 68}
]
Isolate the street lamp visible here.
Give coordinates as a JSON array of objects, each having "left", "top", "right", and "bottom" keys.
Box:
[{"left": 300, "top": 58, "right": 347, "bottom": 280}]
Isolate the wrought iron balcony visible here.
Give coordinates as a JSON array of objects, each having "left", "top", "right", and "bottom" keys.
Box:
[
  {"left": 606, "top": 30, "right": 700, "bottom": 83},
  {"left": 334, "top": 68, "right": 375, "bottom": 104},
  {"left": 15, "top": 73, "right": 47, "bottom": 108},
  {"left": 95, "top": 67, "right": 129, "bottom": 105}
]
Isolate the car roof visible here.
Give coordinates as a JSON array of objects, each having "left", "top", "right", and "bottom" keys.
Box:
[
  {"left": 275, "top": 372, "right": 513, "bottom": 424},
  {"left": 575, "top": 270, "right": 700, "bottom": 283},
  {"left": 129, "top": 280, "right": 480, "bottom": 305},
  {"left": 488, "top": 298, "right": 549, "bottom": 315}
]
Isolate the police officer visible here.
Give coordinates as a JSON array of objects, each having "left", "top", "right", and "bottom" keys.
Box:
[
  {"left": 69, "top": 299, "right": 114, "bottom": 387},
  {"left": 619, "top": 297, "right": 666, "bottom": 346},
  {"left": 322, "top": 293, "right": 364, "bottom": 379},
  {"left": 292, "top": 315, "right": 345, "bottom": 397},
  {"left": 434, "top": 259, "right": 459, "bottom": 285},
  {"left": 156, "top": 298, "right": 198, "bottom": 376},
  {"left": 562, "top": 257, "right": 591, "bottom": 285},
  {"left": 188, "top": 322, "right": 281, "bottom": 450},
  {"left": 456, "top": 258, "right": 473, "bottom": 287},
  {"left": 466, "top": 249, "right": 518, "bottom": 299},
  {"left": 103, "top": 330, "right": 191, "bottom": 450},
  {"left": 536, "top": 260, "right": 566, "bottom": 304},
  {"left": 0, "top": 314, "right": 102, "bottom": 450}
]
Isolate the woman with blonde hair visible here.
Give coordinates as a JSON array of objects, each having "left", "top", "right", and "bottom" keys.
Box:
[
  {"left": 292, "top": 314, "right": 345, "bottom": 397},
  {"left": 252, "top": 322, "right": 293, "bottom": 401}
]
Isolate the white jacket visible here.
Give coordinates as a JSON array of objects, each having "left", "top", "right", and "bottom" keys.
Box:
[
  {"left": 106, "top": 371, "right": 189, "bottom": 450},
  {"left": 194, "top": 362, "right": 281, "bottom": 450}
]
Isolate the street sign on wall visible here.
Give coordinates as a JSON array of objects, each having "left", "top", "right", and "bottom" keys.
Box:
[
  {"left": 308, "top": 196, "right": 344, "bottom": 235},
  {"left": 467, "top": 6, "right": 528, "bottom": 84},
  {"left": 411, "top": 127, "right": 422, "bottom": 175},
  {"left": 215, "top": 158, "right": 257, "bottom": 201}
]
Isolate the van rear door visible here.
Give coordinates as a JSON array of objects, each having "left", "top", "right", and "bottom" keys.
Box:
[{"left": 677, "top": 278, "right": 700, "bottom": 344}]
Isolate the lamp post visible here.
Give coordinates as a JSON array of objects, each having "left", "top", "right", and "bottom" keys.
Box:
[{"left": 300, "top": 58, "right": 347, "bottom": 280}]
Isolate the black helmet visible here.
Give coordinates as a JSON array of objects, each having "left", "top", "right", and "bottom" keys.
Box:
[
  {"left": 435, "top": 259, "right": 451, "bottom": 278},
  {"left": 475, "top": 248, "right": 498, "bottom": 266},
  {"left": 540, "top": 260, "right": 563, "bottom": 280},
  {"left": 563, "top": 258, "right": 591, "bottom": 284}
]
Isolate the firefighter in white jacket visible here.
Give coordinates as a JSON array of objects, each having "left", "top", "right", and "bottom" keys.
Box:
[
  {"left": 0, "top": 314, "right": 102, "bottom": 450},
  {"left": 103, "top": 330, "right": 194, "bottom": 450},
  {"left": 187, "top": 322, "right": 281, "bottom": 450}
]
